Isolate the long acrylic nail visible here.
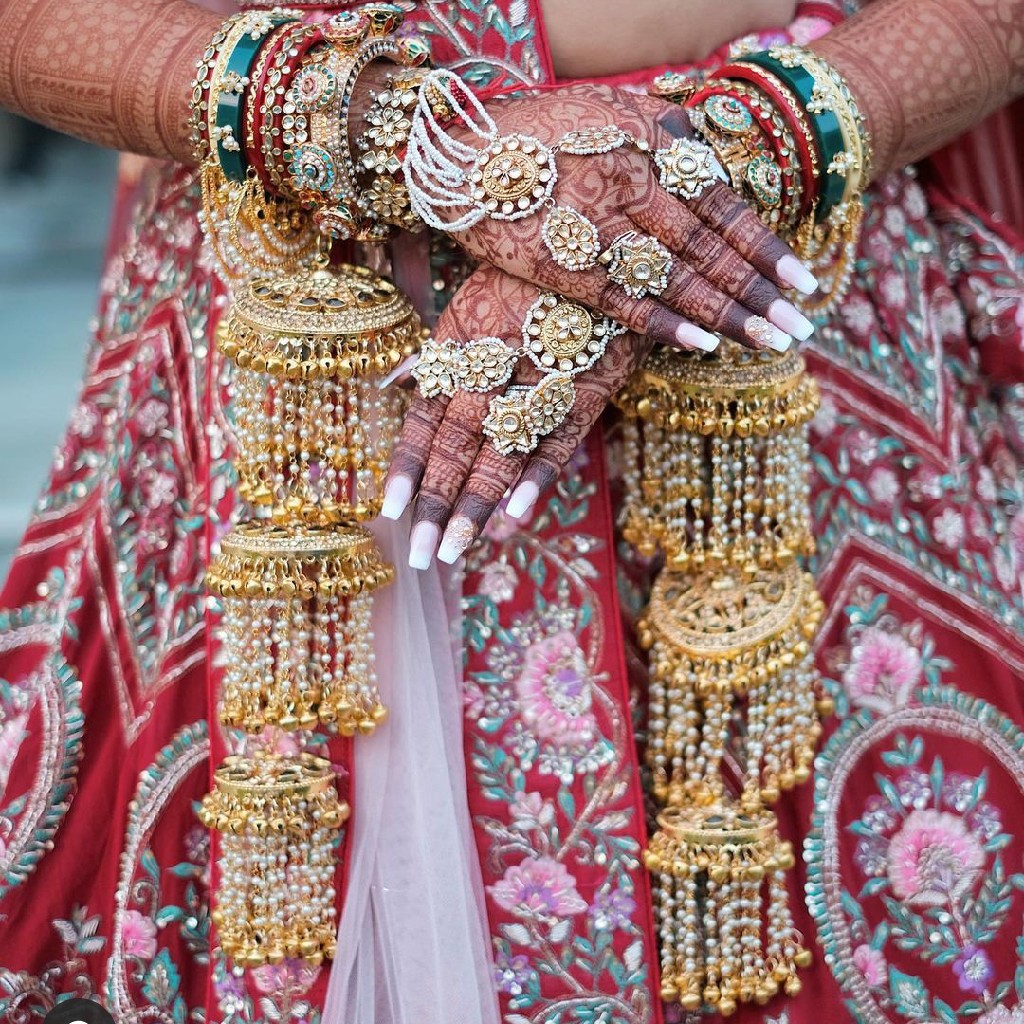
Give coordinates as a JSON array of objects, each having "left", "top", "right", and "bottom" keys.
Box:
[
  {"left": 381, "top": 475, "right": 413, "bottom": 520},
  {"left": 437, "top": 516, "right": 477, "bottom": 564},
  {"left": 408, "top": 521, "right": 440, "bottom": 570},
  {"left": 506, "top": 481, "right": 539, "bottom": 520},
  {"left": 767, "top": 326, "right": 793, "bottom": 352},
  {"left": 745, "top": 316, "right": 792, "bottom": 352},
  {"left": 675, "top": 322, "right": 720, "bottom": 352},
  {"left": 377, "top": 353, "right": 420, "bottom": 389},
  {"left": 768, "top": 299, "right": 814, "bottom": 342},
  {"left": 776, "top": 255, "right": 818, "bottom": 296}
]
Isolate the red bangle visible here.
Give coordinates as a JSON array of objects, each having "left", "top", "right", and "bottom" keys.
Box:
[
  {"left": 248, "top": 21, "right": 324, "bottom": 197},
  {"left": 716, "top": 62, "right": 820, "bottom": 220},
  {"left": 244, "top": 21, "right": 301, "bottom": 186}
]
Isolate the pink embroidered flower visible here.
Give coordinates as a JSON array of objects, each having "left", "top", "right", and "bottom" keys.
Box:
[
  {"left": 868, "top": 468, "right": 900, "bottom": 507},
  {"left": 933, "top": 507, "right": 965, "bottom": 549},
  {"left": 490, "top": 856, "right": 587, "bottom": 921},
  {"left": 881, "top": 272, "right": 908, "bottom": 308},
  {"left": 843, "top": 627, "right": 921, "bottom": 712},
  {"left": 509, "top": 791, "right": 555, "bottom": 829},
  {"left": 841, "top": 295, "right": 875, "bottom": 336},
  {"left": 852, "top": 944, "right": 887, "bottom": 987},
  {"left": 515, "top": 633, "right": 597, "bottom": 747},
  {"left": 479, "top": 562, "right": 517, "bottom": 603},
  {"left": 849, "top": 427, "right": 879, "bottom": 466},
  {"left": 122, "top": 909, "right": 158, "bottom": 959},
  {"left": 251, "top": 959, "right": 320, "bottom": 995},
  {"left": 887, "top": 808, "right": 985, "bottom": 905}
]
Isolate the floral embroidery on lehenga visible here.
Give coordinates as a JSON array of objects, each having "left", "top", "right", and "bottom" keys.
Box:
[
  {"left": 807, "top": 590, "right": 1024, "bottom": 1024},
  {"left": 462, "top": 459, "right": 654, "bottom": 1024}
]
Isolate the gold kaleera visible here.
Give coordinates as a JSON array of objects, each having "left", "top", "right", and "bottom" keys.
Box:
[
  {"left": 201, "top": 257, "right": 421, "bottom": 967},
  {"left": 200, "top": 753, "right": 348, "bottom": 968},
  {"left": 616, "top": 341, "right": 819, "bottom": 573},
  {"left": 615, "top": 339, "right": 827, "bottom": 1015},
  {"left": 207, "top": 521, "right": 394, "bottom": 735},
  {"left": 219, "top": 261, "right": 422, "bottom": 524}
]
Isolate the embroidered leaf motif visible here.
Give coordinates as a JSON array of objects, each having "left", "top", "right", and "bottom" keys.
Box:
[
  {"left": 888, "top": 966, "right": 929, "bottom": 1019},
  {"left": 142, "top": 949, "right": 180, "bottom": 1008},
  {"left": 504, "top": 923, "right": 532, "bottom": 946}
]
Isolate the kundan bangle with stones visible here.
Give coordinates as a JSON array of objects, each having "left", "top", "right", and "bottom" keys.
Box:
[
  {"left": 687, "top": 83, "right": 804, "bottom": 230},
  {"left": 256, "top": 22, "right": 322, "bottom": 199},
  {"left": 244, "top": 20, "right": 299, "bottom": 177}
]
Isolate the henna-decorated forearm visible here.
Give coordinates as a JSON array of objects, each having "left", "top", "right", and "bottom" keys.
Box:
[
  {"left": 812, "top": 0, "right": 1024, "bottom": 174},
  {"left": 0, "top": 0, "right": 219, "bottom": 162}
]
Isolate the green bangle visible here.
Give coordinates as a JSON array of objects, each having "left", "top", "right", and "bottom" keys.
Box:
[
  {"left": 740, "top": 52, "right": 846, "bottom": 220},
  {"left": 214, "top": 16, "right": 290, "bottom": 181}
]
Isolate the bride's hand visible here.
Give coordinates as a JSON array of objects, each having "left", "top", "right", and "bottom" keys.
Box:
[
  {"left": 431, "top": 85, "right": 817, "bottom": 351},
  {"left": 380, "top": 265, "right": 653, "bottom": 568}
]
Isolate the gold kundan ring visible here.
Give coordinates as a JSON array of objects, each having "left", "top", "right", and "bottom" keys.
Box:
[{"left": 598, "top": 231, "right": 673, "bottom": 299}]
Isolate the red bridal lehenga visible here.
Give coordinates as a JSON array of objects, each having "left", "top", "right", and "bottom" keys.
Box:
[{"left": 1, "top": 2, "right": 1023, "bottom": 1023}]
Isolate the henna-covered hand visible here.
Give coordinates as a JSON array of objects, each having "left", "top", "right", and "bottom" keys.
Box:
[
  {"left": 443, "top": 86, "right": 818, "bottom": 351},
  {"left": 379, "top": 265, "right": 655, "bottom": 569}
]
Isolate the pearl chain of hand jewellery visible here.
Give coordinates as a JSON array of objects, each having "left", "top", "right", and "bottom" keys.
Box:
[{"left": 404, "top": 70, "right": 722, "bottom": 283}]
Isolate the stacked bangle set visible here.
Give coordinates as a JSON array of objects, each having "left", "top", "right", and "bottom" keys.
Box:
[
  {"left": 191, "top": 4, "right": 430, "bottom": 248},
  {"left": 655, "top": 44, "right": 872, "bottom": 311}
]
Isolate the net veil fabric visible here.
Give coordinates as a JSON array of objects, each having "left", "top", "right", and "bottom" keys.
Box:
[{"left": 323, "top": 517, "right": 501, "bottom": 1024}]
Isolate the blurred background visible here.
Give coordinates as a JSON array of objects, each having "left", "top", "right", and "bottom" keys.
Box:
[{"left": 0, "top": 113, "right": 117, "bottom": 574}]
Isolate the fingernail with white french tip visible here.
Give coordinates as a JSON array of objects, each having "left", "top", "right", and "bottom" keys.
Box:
[
  {"left": 380, "top": 475, "right": 413, "bottom": 520},
  {"left": 408, "top": 521, "right": 440, "bottom": 570},
  {"left": 377, "top": 353, "right": 419, "bottom": 389},
  {"left": 437, "top": 516, "right": 476, "bottom": 564},
  {"left": 675, "top": 322, "right": 720, "bottom": 352},
  {"left": 776, "top": 255, "right": 818, "bottom": 296},
  {"left": 768, "top": 299, "right": 814, "bottom": 342},
  {"left": 506, "top": 481, "right": 539, "bottom": 520}
]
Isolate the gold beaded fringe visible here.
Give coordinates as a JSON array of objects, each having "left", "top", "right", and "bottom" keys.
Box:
[
  {"left": 201, "top": 257, "right": 421, "bottom": 967},
  {"left": 616, "top": 341, "right": 827, "bottom": 1014}
]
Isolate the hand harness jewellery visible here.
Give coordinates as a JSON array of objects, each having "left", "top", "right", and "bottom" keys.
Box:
[{"left": 413, "top": 293, "right": 627, "bottom": 455}]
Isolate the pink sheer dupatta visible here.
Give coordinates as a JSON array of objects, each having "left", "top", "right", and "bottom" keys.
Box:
[{"left": 321, "top": 519, "right": 501, "bottom": 1024}]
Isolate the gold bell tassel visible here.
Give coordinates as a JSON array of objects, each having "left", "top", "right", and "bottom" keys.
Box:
[
  {"left": 616, "top": 340, "right": 825, "bottom": 1014},
  {"left": 200, "top": 752, "right": 349, "bottom": 967},
  {"left": 207, "top": 521, "right": 394, "bottom": 735},
  {"left": 644, "top": 798, "right": 812, "bottom": 1013}
]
